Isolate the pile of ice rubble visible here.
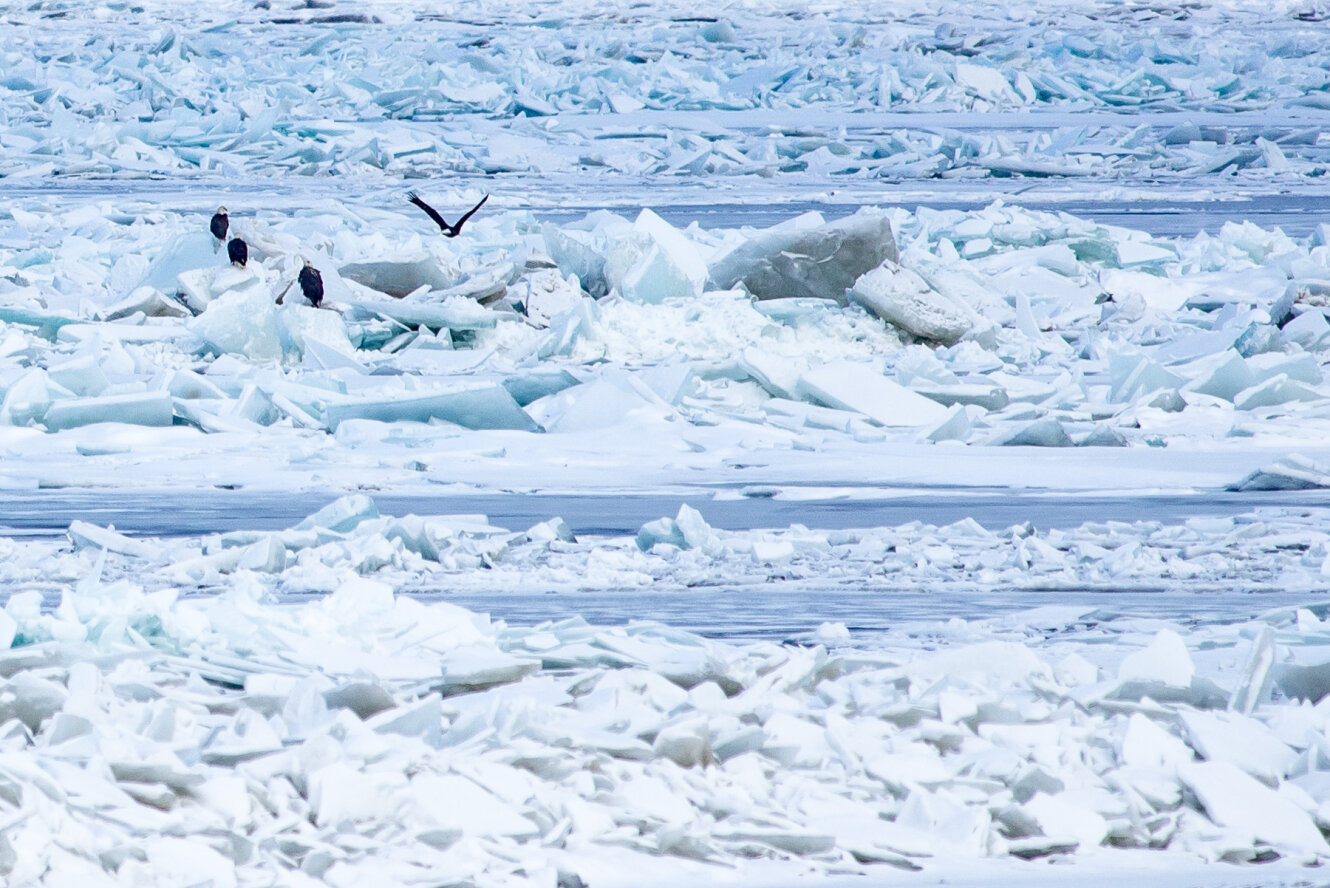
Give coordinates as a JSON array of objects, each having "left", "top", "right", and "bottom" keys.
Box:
[
  {"left": 4, "top": 0, "right": 1330, "bottom": 186},
  {"left": 4, "top": 197, "right": 1330, "bottom": 470},
  {"left": 7, "top": 500, "right": 1330, "bottom": 885},
  {"left": 55, "top": 494, "right": 1330, "bottom": 597}
]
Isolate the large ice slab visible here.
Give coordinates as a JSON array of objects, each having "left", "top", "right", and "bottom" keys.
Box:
[
  {"left": 850, "top": 262, "right": 972, "bottom": 344},
  {"left": 176, "top": 264, "right": 269, "bottom": 314},
  {"left": 527, "top": 377, "right": 655, "bottom": 433},
  {"left": 43, "top": 391, "right": 174, "bottom": 431},
  {"left": 136, "top": 231, "right": 224, "bottom": 296},
  {"left": 709, "top": 210, "right": 898, "bottom": 303},
  {"left": 323, "top": 384, "right": 538, "bottom": 431},
  {"left": 278, "top": 303, "right": 356, "bottom": 362},
  {"left": 338, "top": 256, "right": 455, "bottom": 298},
  {"left": 352, "top": 297, "right": 498, "bottom": 332},
  {"left": 799, "top": 361, "right": 950, "bottom": 427},
  {"left": 607, "top": 209, "right": 708, "bottom": 304},
  {"left": 191, "top": 286, "right": 283, "bottom": 363},
  {"left": 1179, "top": 761, "right": 1329, "bottom": 856},
  {"left": 1182, "top": 268, "right": 1295, "bottom": 322}
]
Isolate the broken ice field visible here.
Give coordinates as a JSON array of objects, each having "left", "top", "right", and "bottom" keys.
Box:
[{"left": 4, "top": 0, "right": 1330, "bottom": 885}]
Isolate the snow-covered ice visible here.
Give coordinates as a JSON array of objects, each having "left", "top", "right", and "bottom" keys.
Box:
[
  {"left": 9, "top": 188, "right": 1330, "bottom": 485},
  {"left": 4, "top": 498, "right": 1330, "bottom": 885}
]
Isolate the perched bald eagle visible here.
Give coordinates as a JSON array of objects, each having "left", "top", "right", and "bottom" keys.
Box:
[
  {"left": 406, "top": 192, "right": 489, "bottom": 237},
  {"left": 298, "top": 260, "right": 324, "bottom": 308},
  {"left": 210, "top": 206, "right": 228, "bottom": 252},
  {"left": 227, "top": 237, "right": 248, "bottom": 268}
]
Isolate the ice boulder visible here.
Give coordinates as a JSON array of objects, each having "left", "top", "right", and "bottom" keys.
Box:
[
  {"left": 1280, "top": 308, "right": 1330, "bottom": 351},
  {"left": 67, "top": 521, "right": 155, "bottom": 558},
  {"left": 850, "top": 262, "right": 971, "bottom": 344},
  {"left": 606, "top": 209, "right": 707, "bottom": 304},
  {"left": 501, "top": 369, "right": 581, "bottom": 407},
  {"left": 543, "top": 222, "right": 610, "bottom": 298},
  {"left": 1180, "top": 710, "right": 1295, "bottom": 785},
  {"left": 177, "top": 264, "right": 268, "bottom": 314},
  {"left": 169, "top": 370, "right": 227, "bottom": 401},
  {"left": 1078, "top": 423, "right": 1129, "bottom": 447},
  {"left": 278, "top": 303, "right": 355, "bottom": 361},
  {"left": 339, "top": 256, "right": 454, "bottom": 298},
  {"left": 1248, "top": 352, "right": 1321, "bottom": 386},
  {"left": 100, "top": 286, "right": 192, "bottom": 321},
  {"left": 1229, "top": 454, "right": 1330, "bottom": 491},
  {"left": 708, "top": 209, "right": 897, "bottom": 303},
  {"left": 513, "top": 267, "right": 586, "bottom": 327},
  {"left": 47, "top": 355, "right": 109, "bottom": 397},
  {"left": 1185, "top": 350, "right": 1256, "bottom": 402},
  {"left": 192, "top": 287, "right": 283, "bottom": 363},
  {"left": 1274, "top": 657, "right": 1330, "bottom": 704},
  {"left": 1118, "top": 629, "right": 1193, "bottom": 688},
  {"left": 636, "top": 505, "right": 715, "bottom": 551},
  {"left": 741, "top": 346, "right": 803, "bottom": 399},
  {"left": 638, "top": 363, "right": 693, "bottom": 406},
  {"left": 926, "top": 404, "right": 975, "bottom": 442},
  {"left": 1181, "top": 268, "right": 1295, "bottom": 324},
  {"left": 990, "top": 417, "right": 1073, "bottom": 447},
  {"left": 1022, "top": 793, "right": 1108, "bottom": 851},
  {"left": 1233, "top": 374, "right": 1322, "bottom": 411},
  {"left": 294, "top": 494, "right": 380, "bottom": 533},
  {"left": 799, "top": 361, "right": 949, "bottom": 427},
  {"left": 1109, "top": 354, "right": 1185, "bottom": 403},
  {"left": 1099, "top": 269, "right": 1190, "bottom": 314},
  {"left": 1120, "top": 712, "right": 1193, "bottom": 769},
  {"left": 0, "top": 369, "right": 65, "bottom": 426}
]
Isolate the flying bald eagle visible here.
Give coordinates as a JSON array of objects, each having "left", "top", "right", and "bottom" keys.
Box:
[{"left": 406, "top": 192, "right": 489, "bottom": 238}]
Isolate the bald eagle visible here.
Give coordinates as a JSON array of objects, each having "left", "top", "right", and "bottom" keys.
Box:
[
  {"left": 406, "top": 192, "right": 489, "bottom": 237},
  {"left": 298, "top": 260, "right": 324, "bottom": 308},
  {"left": 227, "top": 237, "right": 248, "bottom": 268},
  {"left": 210, "top": 206, "right": 228, "bottom": 251}
]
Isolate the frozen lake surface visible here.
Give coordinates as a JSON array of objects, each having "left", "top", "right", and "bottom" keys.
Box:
[
  {"left": 7, "top": 485, "right": 1330, "bottom": 535},
  {"left": 8, "top": 180, "right": 1330, "bottom": 239},
  {"left": 12, "top": 487, "right": 1330, "bottom": 640},
  {"left": 7, "top": 0, "right": 1330, "bottom": 885}
]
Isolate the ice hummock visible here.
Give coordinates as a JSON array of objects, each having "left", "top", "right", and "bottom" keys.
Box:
[{"left": 6, "top": 194, "right": 1330, "bottom": 457}]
